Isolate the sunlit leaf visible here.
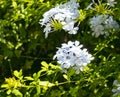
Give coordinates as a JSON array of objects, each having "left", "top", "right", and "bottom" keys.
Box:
[
  {"left": 12, "top": 89, "right": 23, "bottom": 97},
  {"left": 24, "top": 76, "right": 34, "bottom": 81},
  {"left": 63, "top": 74, "right": 69, "bottom": 81}
]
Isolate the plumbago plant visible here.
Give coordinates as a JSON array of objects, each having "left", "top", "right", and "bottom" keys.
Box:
[{"left": 0, "top": 0, "right": 120, "bottom": 97}]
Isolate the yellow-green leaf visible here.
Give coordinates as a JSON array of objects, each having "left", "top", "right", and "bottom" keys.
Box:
[
  {"left": 24, "top": 76, "right": 34, "bottom": 81},
  {"left": 63, "top": 74, "right": 69, "bottom": 81}
]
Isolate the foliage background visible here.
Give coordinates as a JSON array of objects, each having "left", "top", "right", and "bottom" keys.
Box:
[{"left": 0, "top": 0, "right": 120, "bottom": 97}]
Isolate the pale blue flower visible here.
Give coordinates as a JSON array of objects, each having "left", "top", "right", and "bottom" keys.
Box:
[
  {"left": 63, "top": 21, "right": 78, "bottom": 34},
  {"left": 90, "top": 15, "right": 119, "bottom": 38},
  {"left": 53, "top": 41, "right": 94, "bottom": 74},
  {"left": 43, "top": 23, "right": 52, "bottom": 38},
  {"left": 112, "top": 80, "right": 120, "bottom": 96},
  {"left": 39, "top": 0, "right": 80, "bottom": 38},
  {"left": 107, "top": 0, "right": 117, "bottom": 7}
]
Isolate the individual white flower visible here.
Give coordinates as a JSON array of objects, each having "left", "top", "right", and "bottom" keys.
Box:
[
  {"left": 63, "top": 21, "right": 79, "bottom": 34},
  {"left": 39, "top": 0, "right": 80, "bottom": 38},
  {"left": 86, "top": 3, "right": 93, "bottom": 10},
  {"left": 92, "top": 25, "right": 105, "bottom": 37},
  {"left": 90, "top": 15, "right": 105, "bottom": 27},
  {"left": 112, "top": 80, "right": 120, "bottom": 96},
  {"left": 107, "top": 0, "right": 117, "bottom": 7},
  {"left": 43, "top": 23, "right": 52, "bottom": 38},
  {"left": 53, "top": 41, "right": 94, "bottom": 74},
  {"left": 90, "top": 15, "right": 119, "bottom": 38},
  {"left": 105, "top": 16, "right": 119, "bottom": 29}
]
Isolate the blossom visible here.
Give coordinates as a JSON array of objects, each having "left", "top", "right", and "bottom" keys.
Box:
[
  {"left": 53, "top": 41, "right": 94, "bottom": 74},
  {"left": 112, "top": 80, "right": 120, "bottom": 96},
  {"left": 107, "top": 0, "right": 117, "bottom": 7},
  {"left": 90, "top": 15, "right": 119, "bottom": 38},
  {"left": 39, "top": 0, "right": 80, "bottom": 38},
  {"left": 43, "top": 23, "right": 52, "bottom": 38},
  {"left": 87, "top": 0, "right": 117, "bottom": 9},
  {"left": 62, "top": 21, "right": 79, "bottom": 34}
]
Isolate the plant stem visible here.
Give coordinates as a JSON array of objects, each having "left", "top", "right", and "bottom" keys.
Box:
[{"left": 8, "top": 59, "right": 13, "bottom": 76}]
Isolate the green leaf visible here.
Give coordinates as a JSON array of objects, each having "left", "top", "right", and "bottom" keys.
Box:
[
  {"left": 39, "top": 0, "right": 44, "bottom": 3},
  {"left": 63, "top": 74, "right": 69, "bottom": 81},
  {"left": 13, "top": 70, "right": 23, "bottom": 79},
  {"left": 33, "top": 73, "right": 37, "bottom": 79},
  {"left": 14, "top": 70, "right": 19, "bottom": 78},
  {"left": 39, "top": 81, "right": 54, "bottom": 87},
  {"left": 12, "top": 89, "right": 23, "bottom": 97},
  {"left": 67, "top": 68, "right": 76, "bottom": 77},
  {"left": 24, "top": 76, "right": 34, "bottom": 81},
  {"left": 1, "top": 84, "right": 9, "bottom": 88},
  {"left": 36, "top": 85, "right": 41, "bottom": 94},
  {"left": 24, "top": 92, "right": 30, "bottom": 97},
  {"left": 12, "top": 1, "right": 17, "bottom": 8},
  {"left": 33, "top": 85, "right": 41, "bottom": 97},
  {"left": 7, "top": 42, "right": 14, "bottom": 49},
  {"left": 41, "top": 61, "right": 49, "bottom": 71},
  {"left": 7, "top": 89, "right": 11, "bottom": 95},
  {"left": 15, "top": 42, "right": 22, "bottom": 49},
  {"left": 49, "top": 63, "right": 62, "bottom": 70}
]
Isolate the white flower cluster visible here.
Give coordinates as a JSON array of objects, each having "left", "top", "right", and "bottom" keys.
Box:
[
  {"left": 39, "top": 0, "right": 79, "bottom": 38},
  {"left": 53, "top": 41, "right": 94, "bottom": 74},
  {"left": 87, "top": 0, "right": 117, "bottom": 10},
  {"left": 112, "top": 80, "right": 120, "bottom": 96},
  {"left": 90, "top": 15, "right": 119, "bottom": 37},
  {"left": 107, "top": 0, "right": 117, "bottom": 7}
]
